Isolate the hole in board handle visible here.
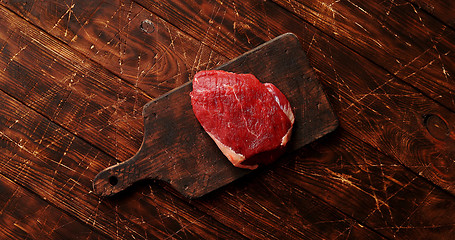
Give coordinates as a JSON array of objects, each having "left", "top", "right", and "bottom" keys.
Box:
[{"left": 109, "top": 176, "right": 118, "bottom": 186}]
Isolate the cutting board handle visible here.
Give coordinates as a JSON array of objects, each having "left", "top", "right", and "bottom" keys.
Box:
[{"left": 92, "top": 150, "right": 151, "bottom": 196}]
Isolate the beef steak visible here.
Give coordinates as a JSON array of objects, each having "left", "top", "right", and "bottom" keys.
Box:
[{"left": 190, "top": 70, "right": 294, "bottom": 169}]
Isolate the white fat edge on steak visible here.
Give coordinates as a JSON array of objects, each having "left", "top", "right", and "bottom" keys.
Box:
[
  {"left": 264, "top": 85, "right": 295, "bottom": 146},
  {"left": 206, "top": 132, "right": 259, "bottom": 170},
  {"left": 280, "top": 103, "right": 295, "bottom": 146}
]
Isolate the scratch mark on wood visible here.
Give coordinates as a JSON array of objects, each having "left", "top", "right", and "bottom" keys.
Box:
[
  {"left": 3, "top": 45, "right": 27, "bottom": 71},
  {"left": 50, "top": 3, "right": 75, "bottom": 32},
  {"left": 342, "top": 77, "right": 395, "bottom": 111},
  {"left": 346, "top": 0, "right": 372, "bottom": 17},
  {"left": 393, "top": 186, "right": 436, "bottom": 235}
]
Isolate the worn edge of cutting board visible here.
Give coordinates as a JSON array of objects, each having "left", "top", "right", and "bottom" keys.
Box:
[{"left": 93, "top": 33, "right": 339, "bottom": 198}]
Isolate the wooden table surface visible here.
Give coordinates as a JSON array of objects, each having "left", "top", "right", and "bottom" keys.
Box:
[{"left": 0, "top": 0, "right": 454, "bottom": 239}]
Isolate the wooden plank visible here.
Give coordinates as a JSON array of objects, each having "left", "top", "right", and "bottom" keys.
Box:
[
  {"left": 273, "top": 129, "right": 455, "bottom": 239},
  {"left": 308, "top": 31, "right": 455, "bottom": 195},
  {"left": 1, "top": 1, "right": 452, "bottom": 239},
  {"left": 0, "top": 89, "right": 245, "bottom": 239},
  {"left": 2, "top": 0, "right": 226, "bottom": 98},
  {"left": 192, "top": 170, "right": 386, "bottom": 239},
  {"left": 0, "top": 4, "right": 151, "bottom": 163},
  {"left": 93, "top": 33, "right": 338, "bottom": 198},
  {"left": 0, "top": 86, "right": 381, "bottom": 239},
  {"left": 0, "top": 7, "right": 383, "bottom": 237},
  {"left": 0, "top": 45, "right": 379, "bottom": 238},
  {"left": 0, "top": 174, "right": 104, "bottom": 239},
  {"left": 133, "top": 0, "right": 455, "bottom": 195},
  {"left": 181, "top": 127, "right": 455, "bottom": 239},
  {"left": 0, "top": 5, "right": 247, "bottom": 238},
  {"left": 408, "top": 0, "right": 455, "bottom": 28},
  {"left": 272, "top": 0, "right": 455, "bottom": 111},
  {"left": 136, "top": 0, "right": 455, "bottom": 113},
  {"left": 0, "top": 4, "right": 245, "bottom": 238}
]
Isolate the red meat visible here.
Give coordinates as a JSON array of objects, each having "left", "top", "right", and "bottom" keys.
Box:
[{"left": 190, "top": 70, "right": 294, "bottom": 170}]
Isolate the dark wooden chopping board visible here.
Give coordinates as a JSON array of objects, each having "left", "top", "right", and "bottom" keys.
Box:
[{"left": 93, "top": 33, "right": 338, "bottom": 198}]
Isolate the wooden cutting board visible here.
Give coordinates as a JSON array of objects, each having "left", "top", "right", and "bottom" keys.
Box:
[{"left": 93, "top": 33, "right": 338, "bottom": 198}]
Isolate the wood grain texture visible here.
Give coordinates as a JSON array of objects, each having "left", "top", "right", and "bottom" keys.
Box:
[
  {"left": 274, "top": 129, "right": 455, "bottom": 239},
  {"left": 133, "top": 0, "right": 255, "bottom": 59},
  {"left": 408, "top": 0, "right": 455, "bottom": 28},
  {"left": 0, "top": 4, "right": 151, "bottom": 164},
  {"left": 0, "top": 4, "right": 243, "bottom": 238},
  {"left": 193, "top": 168, "right": 386, "bottom": 240},
  {"left": 135, "top": 0, "right": 455, "bottom": 195},
  {"left": 0, "top": 89, "right": 245, "bottom": 239},
  {"left": 137, "top": 0, "right": 455, "bottom": 114},
  {"left": 0, "top": 174, "right": 104, "bottom": 239},
  {"left": 0, "top": 4, "right": 382, "bottom": 238},
  {"left": 2, "top": 0, "right": 226, "bottom": 98},
  {"left": 0, "top": 72, "right": 377, "bottom": 239},
  {"left": 186, "top": 131, "right": 455, "bottom": 239},
  {"left": 0, "top": 5, "right": 241, "bottom": 233},
  {"left": 272, "top": 0, "right": 455, "bottom": 112},
  {"left": 0, "top": 0, "right": 453, "bottom": 238},
  {"left": 93, "top": 33, "right": 338, "bottom": 198},
  {"left": 309, "top": 31, "right": 455, "bottom": 195}
]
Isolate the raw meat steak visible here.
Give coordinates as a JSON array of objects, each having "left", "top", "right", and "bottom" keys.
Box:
[{"left": 190, "top": 70, "right": 295, "bottom": 170}]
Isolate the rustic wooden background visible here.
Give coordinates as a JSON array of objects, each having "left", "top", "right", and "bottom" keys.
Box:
[{"left": 0, "top": 0, "right": 454, "bottom": 239}]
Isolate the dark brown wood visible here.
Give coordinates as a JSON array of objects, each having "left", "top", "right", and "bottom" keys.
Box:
[
  {"left": 0, "top": 89, "right": 245, "bottom": 239},
  {"left": 277, "top": 129, "right": 455, "bottom": 239},
  {"left": 0, "top": 2, "right": 352, "bottom": 238},
  {"left": 308, "top": 32, "right": 455, "bottom": 195},
  {"left": 0, "top": 5, "right": 243, "bottom": 238},
  {"left": 0, "top": 2, "right": 391, "bottom": 239},
  {"left": 0, "top": 13, "right": 369, "bottom": 237},
  {"left": 2, "top": 0, "right": 226, "bottom": 98},
  {"left": 136, "top": 0, "right": 455, "bottom": 113},
  {"left": 272, "top": 0, "right": 455, "bottom": 111},
  {"left": 93, "top": 33, "right": 338, "bottom": 198},
  {"left": 194, "top": 167, "right": 387, "bottom": 239},
  {"left": 134, "top": 0, "right": 455, "bottom": 195},
  {"left": 0, "top": 0, "right": 454, "bottom": 238},
  {"left": 191, "top": 128, "right": 455, "bottom": 239},
  {"left": 116, "top": 0, "right": 455, "bottom": 238},
  {"left": 0, "top": 3, "right": 152, "bottom": 164},
  {"left": 409, "top": 0, "right": 455, "bottom": 28},
  {"left": 0, "top": 174, "right": 104, "bottom": 239},
  {"left": 0, "top": 54, "right": 378, "bottom": 239},
  {"left": 0, "top": 93, "right": 382, "bottom": 239}
]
